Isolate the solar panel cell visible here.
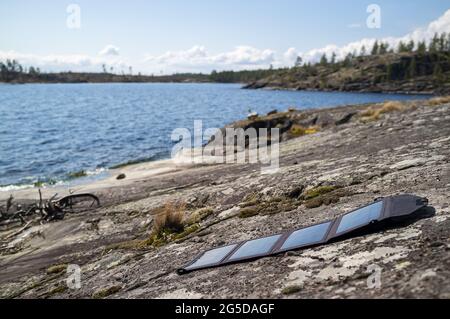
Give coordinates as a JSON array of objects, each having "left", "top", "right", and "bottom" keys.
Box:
[
  {"left": 336, "top": 201, "right": 383, "bottom": 235},
  {"left": 280, "top": 222, "right": 331, "bottom": 251},
  {"left": 228, "top": 235, "right": 282, "bottom": 261},
  {"left": 185, "top": 244, "right": 238, "bottom": 270}
]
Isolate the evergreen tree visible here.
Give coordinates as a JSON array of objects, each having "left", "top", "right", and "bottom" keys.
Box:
[
  {"left": 343, "top": 53, "right": 353, "bottom": 67},
  {"left": 360, "top": 45, "right": 367, "bottom": 56},
  {"left": 28, "top": 66, "right": 37, "bottom": 75},
  {"left": 371, "top": 41, "right": 379, "bottom": 55},
  {"left": 295, "top": 56, "right": 303, "bottom": 67},
  {"left": 417, "top": 41, "right": 427, "bottom": 55},
  {"left": 398, "top": 41, "right": 408, "bottom": 53},
  {"left": 379, "top": 42, "right": 389, "bottom": 54},
  {"left": 319, "top": 54, "right": 328, "bottom": 66},
  {"left": 0, "top": 62, "right": 7, "bottom": 81},
  {"left": 439, "top": 32, "right": 447, "bottom": 51},
  {"left": 406, "top": 40, "right": 415, "bottom": 52},
  {"left": 429, "top": 33, "right": 439, "bottom": 52},
  {"left": 447, "top": 33, "right": 450, "bottom": 52},
  {"left": 330, "top": 52, "right": 337, "bottom": 64}
]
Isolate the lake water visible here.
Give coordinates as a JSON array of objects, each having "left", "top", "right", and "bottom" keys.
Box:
[{"left": 0, "top": 83, "right": 428, "bottom": 189}]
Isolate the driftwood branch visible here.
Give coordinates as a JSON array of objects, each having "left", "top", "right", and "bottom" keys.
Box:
[{"left": 1, "top": 190, "right": 100, "bottom": 230}]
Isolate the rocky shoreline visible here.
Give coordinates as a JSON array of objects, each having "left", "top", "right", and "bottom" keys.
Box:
[
  {"left": 1, "top": 96, "right": 449, "bottom": 299},
  {"left": 243, "top": 83, "right": 444, "bottom": 96}
]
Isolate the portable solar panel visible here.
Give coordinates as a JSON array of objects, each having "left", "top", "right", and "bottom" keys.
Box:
[{"left": 177, "top": 194, "right": 429, "bottom": 275}]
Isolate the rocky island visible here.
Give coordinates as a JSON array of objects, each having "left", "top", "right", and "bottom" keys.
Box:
[
  {"left": 0, "top": 96, "right": 449, "bottom": 299},
  {"left": 243, "top": 37, "right": 450, "bottom": 96}
]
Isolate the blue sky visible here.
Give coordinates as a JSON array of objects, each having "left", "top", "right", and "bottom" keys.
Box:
[{"left": 1, "top": 0, "right": 450, "bottom": 74}]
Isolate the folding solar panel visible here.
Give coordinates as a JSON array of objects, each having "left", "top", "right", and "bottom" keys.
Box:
[{"left": 178, "top": 195, "right": 429, "bottom": 275}]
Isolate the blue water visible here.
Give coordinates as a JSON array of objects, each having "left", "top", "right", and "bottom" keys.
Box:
[{"left": 0, "top": 83, "right": 428, "bottom": 188}]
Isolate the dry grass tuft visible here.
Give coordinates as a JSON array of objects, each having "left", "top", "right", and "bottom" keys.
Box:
[
  {"left": 290, "top": 125, "right": 319, "bottom": 136},
  {"left": 379, "top": 101, "right": 406, "bottom": 114},
  {"left": 147, "top": 201, "right": 206, "bottom": 246},
  {"left": 104, "top": 201, "right": 206, "bottom": 251},
  {"left": 153, "top": 201, "right": 186, "bottom": 235},
  {"left": 360, "top": 100, "right": 407, "bottom": 122},
  {"left": 428, "top": 96, "right": 450, "bottom": 106}
]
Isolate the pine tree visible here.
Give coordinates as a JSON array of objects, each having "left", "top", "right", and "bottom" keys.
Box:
[
  {"left": 371, "top": 41, "right": 379, "bottom": 55},
  {"left": 398, "top": 41, "right": 408, "bottom": 53},
  {"left": 406, "top": 40, "right": 415, "bottom": 52},
  {"left": 447, "top": 33, "right": 450, "bottom": 52},
  {"left": 0, "top": 62, "right": 7, "bottom": 81},
  {"left": 331, "top": 52, "right": 337, "bottom": 64},
  {"left": 320, "top": 54, "right": 328, "bottom": 66},
  {"left": 429, "top": 33, "right": 439, "bottom": 52},
  {"left": 439, "top": 32, "right": 447, "bottom": 51},
  {"left": 417, "top": 41, "right": 427, "bottom": 55},
  {"left": 360, "top": 45, "right": 367, "bottom": 56},
  {"left": 343, "top": 53, "right": 353, "bottom": 67},
  {"left": 379, "top": 42, "right": 389, "bottom": 54}
]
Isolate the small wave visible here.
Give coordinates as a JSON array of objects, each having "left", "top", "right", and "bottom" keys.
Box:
[
  {"left": 109, "top": 153, "right": 168, "bottom": 169},
  {"left": 86, "top": 167, "right": 108, "bottom": 176},
  {"left": 0, "top": 180, "right": 67, "bottom": 193},
  {"left": 0, "top": 184, "right": 35, "bottom": 192}
]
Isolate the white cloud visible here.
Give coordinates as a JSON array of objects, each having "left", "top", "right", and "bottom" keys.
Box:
[
  {"left": 283, "top": 47, "right": 298, "bottom": 63},
  {"left": 211, "top": 46, "right": 275, "bottom": 66},
  {"left": 0, "top": 50, "right": 127, "bottom": 73},
  {"left": 144, "top": 45, "right": 275, "bottom": 72},
  {"left": 99, "top": 45, "right": 120, "bottom": 56}
]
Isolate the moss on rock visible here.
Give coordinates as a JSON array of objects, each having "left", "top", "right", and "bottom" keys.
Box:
[
  {"left": 282, "top": 285, "right": 302, "bottom": 295},
  {"left": 92, "top": 285, "right": 122, "bottom": 299},
  {"left": 303, "top": 186, "right": 338, "bottom": 200},
  {"left": 46, "top": 264, "right": 67, "bottom": 275}
]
